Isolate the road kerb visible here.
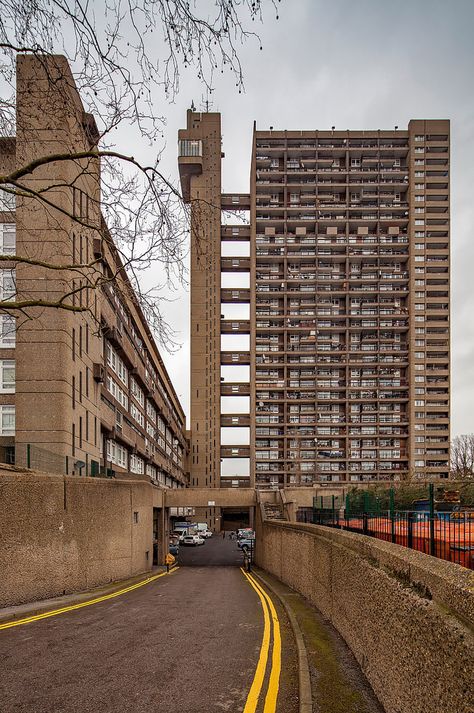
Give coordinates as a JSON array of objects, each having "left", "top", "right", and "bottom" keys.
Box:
[
  {"left": 251, "top": 568, "right": 313, "bottom": 713},
  {"left": 0, "top": 567, "right": 179, "bottom": 631}
]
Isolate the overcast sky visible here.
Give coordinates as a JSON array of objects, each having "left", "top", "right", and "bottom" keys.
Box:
[{"left": 142, "top": 0, "right": 474, "bottom": 438}]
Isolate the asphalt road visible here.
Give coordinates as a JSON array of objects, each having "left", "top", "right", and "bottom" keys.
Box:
[
  {"left": 0, "top": 563, "right": 293, "bottom": 713},
  {"left": 177, "top": 532, "right": 249, "bottom": 566}
]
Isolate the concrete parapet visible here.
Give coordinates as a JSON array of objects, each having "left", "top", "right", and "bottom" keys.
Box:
[
  {"left": 0, "top": 470, "right": 158, "bottom": 607},
  {"left": 255, "top": 520, "right": 474, "bottom": 713}
]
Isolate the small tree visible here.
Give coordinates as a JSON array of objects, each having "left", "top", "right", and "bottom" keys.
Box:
[{"left": 450, "top": 434, "right": 474, "bottom": 480}]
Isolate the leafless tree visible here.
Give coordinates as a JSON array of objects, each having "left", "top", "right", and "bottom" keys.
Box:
[
  {"left": 450, "top": 434, "right": 474, "bottom": 480},
  {"left": 0, "top": 0, "right": 279, "bottom": 344}
]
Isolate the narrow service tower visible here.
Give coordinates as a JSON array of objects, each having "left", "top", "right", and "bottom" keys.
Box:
[{"left": 178, "top": 111, "right": 252, "bottom": 530}]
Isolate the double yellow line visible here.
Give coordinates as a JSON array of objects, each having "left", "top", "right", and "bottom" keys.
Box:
[
  {"left": 241, "top": 568, "right": 281, "bottom": 713},
  {"left": 0, "top": 567, "right": 179, "bottom": 632}
]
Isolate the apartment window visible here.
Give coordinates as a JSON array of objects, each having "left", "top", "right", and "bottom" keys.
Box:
[
  {"left": 415, "top": 147, "right": 424, "bottom": 154},
  {"left": 130, "top": 402, "right": 145, "bottom": 428},
  {"left": 0, "top": 404, "right": 15, "bottom": 435},
  {"left": 415, "top": 183, "right": 424, "bottom": 190},
  {"left": 130, "top": 453, "right": 145, "bottom": 474},
  {"left": 415, "top": 195, "right": 424, "bottom": 202},
  {"left": 0, "top": 269, "right": 15, "bottom": 301},
  {"left": 415, "top": 159, "right": 424, "bottom": 165},
  {"left": 415, "top": 208, "right": 424, "bottom": 214},
  {"left": 415, "top": 460, "right": 425, "bottom": 467},
  {"left": 0, "top": 186, "right": 16, "bottom": 211},
  {"left": 130, "top": 377, "right": 145, "bottom": 407},
  {"left": 0, "top": 360, "right": 15, "bottom": 392},
  {"left": 415, "top": 220, "right": 424, "bottom": 226},
  {"left": 415, "top": 376, "right": 425, "bottom": 382},
  {"left": 106, "top": 342, "right": 128, "bottom": 385},
  {"left": 106, "top": 374, "right": 128, "bottom": 409},
  {"left": 0, "top": 224, "right": 15, "bottom": 255},
  {"left": 415, "top": 352, "right": 424, "bottom": 359},
  {"left": 415, "top": 171, "right": 424, "bottom": 177},
  {"left": 415, "top": 400, "right": 425, "bottom": 406},
  {"left": 106, "top": 439, "right": 128, "bottom": 468},
  {"left": 415, "top": 232, "right": 425, "bottom": 237},
  {"left": 415, "top": 135, "right": 424, "bottom": 142},
  {"left": 146, "top": 401, "right": 157, "bottom": 423}
]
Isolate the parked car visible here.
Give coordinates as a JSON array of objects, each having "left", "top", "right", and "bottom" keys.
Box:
[
  {"left": 182, "top": 534, "right": 205, "bottom": 546},
  {"left": 237, "top": 528, "right": 254, "bottom": 540},
  {"left": 238, "top": 537, "right": 255, "bottom": 551},
  {"left": 200, "top": 530, "right": 213, "bottom": 538},
  {"left": 172, "top": 529, "right": 194, "bottom": 543}
]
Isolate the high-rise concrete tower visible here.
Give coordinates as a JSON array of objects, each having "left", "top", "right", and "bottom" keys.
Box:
[{"left": 180, "top": 114, "right": 450, "bottom": 490}]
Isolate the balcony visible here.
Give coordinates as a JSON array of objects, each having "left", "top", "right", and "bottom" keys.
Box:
[{"left": 178, "top": 139, "right": 203, "bottom": 202}]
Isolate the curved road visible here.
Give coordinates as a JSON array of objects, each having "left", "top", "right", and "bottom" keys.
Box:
[{"left": 0, "top": 542, "right": 296, "bottom": 713}]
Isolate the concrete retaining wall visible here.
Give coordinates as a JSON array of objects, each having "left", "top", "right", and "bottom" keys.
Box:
[
  {"left": 255, "top": 520, "right": 474, "bottom": 713},
  {"left": 0, "top": 471, "right": 155, "bottom": 607}
]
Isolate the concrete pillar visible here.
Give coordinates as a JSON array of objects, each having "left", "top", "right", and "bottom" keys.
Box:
[
  {"left": 249, "top": 506, "right": 255, "bottom": 530},
  {"left": 156, "top": 507, "right": 170, "bottom": 566}
]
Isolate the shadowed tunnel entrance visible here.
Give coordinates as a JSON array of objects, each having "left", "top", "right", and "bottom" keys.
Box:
[{"left": 177, "top": 531, "right": 250, "bottom": 567}]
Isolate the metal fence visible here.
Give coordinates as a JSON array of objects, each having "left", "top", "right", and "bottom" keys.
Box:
[
  {"left": 0, "top": 444, "right": 113, "bottom": 478},
  {"left": 313, "top": 486, "right": 474, "bottom": 570}
]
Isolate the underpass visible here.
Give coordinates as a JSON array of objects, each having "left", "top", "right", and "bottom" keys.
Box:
[{"left": 177, "top": 532, "right": 248, "bottom": 567}]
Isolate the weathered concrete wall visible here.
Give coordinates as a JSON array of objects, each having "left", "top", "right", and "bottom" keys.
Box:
[
  {"left": 255, "top": 520, "right": 474, "bottom": 713},
  {"left": 0, "top": 471, "right": 156, "bottom": 607},
  {"left": 164, "top": 487, "right": 256, "bottom": 508}
]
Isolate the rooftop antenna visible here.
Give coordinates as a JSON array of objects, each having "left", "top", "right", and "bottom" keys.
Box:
[
  {"left": 190, "top": 100, "right": 196, "bottom": 112},
  {"left": 201, "top": 92, "right": 214, "bottom": 113}
]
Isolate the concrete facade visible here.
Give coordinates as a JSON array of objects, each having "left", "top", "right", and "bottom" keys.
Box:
[
  {"left": 179, "top": 113, "right": 450, "bottom": 490},
  {"left": 0, "top": 469, "right": 160, "bottom": 607},
  {"left": 0, "top": 55, "right": 188, "bottom": 489},
  {"left": 255, "top": 519, "right": 474, "bottom": 713}
]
